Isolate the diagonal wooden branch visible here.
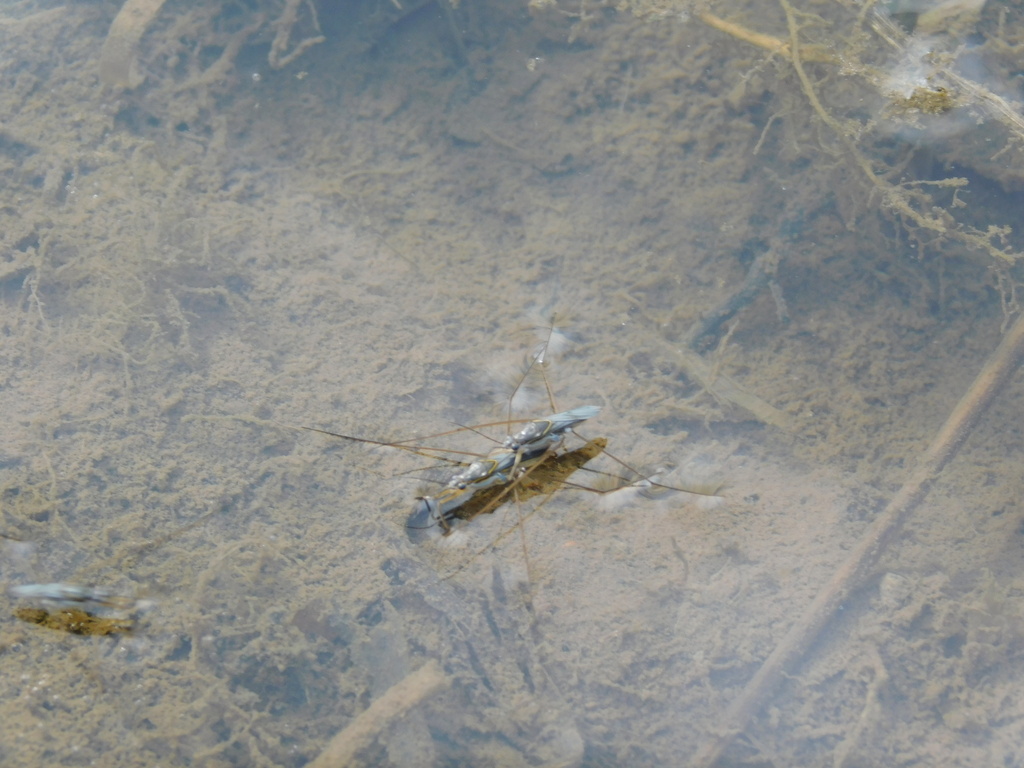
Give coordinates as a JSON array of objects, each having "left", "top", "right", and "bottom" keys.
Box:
[{"left": 692, "top": 307, "right": 1024, "bottom": 766}]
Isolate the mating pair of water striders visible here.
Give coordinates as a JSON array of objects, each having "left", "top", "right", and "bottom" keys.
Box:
[
  {"left": 304, "top": 397, "right": 724, "bottom": 541},
  {"left": 407, "top": 404, "right": 601, "bottom": 533},
  {"left": 302, "top": 323, "right": 725, "bottom": 539},
  {"left": 302, "top": 401, "right": 608, "bottom": 538}
]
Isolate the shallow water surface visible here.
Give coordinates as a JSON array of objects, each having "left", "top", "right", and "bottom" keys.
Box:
[{"left": 2, "top": 0, "right": 1024, "bottom": 765}]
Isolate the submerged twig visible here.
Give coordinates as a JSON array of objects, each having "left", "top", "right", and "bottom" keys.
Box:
[
  {"left": 309, "top": 660, "right": 449, "bottom": 768},
  {"left": 624, "top": 297, "right": 793, "bottom": 429},
  {"left": 686, "top": 247, "right": 778, "bottom": 351},
  {"left": 695, "top": 10, "right": 836, "bottom": 63},
  {"left": 268, "top": 0, "right": 325, "bottom": 69},
  {"left": 692, "top": 309, "right": 1024, "bottom": 766},
  {"left": 99, "top": 0, "right": 170, "bottom": 88}
]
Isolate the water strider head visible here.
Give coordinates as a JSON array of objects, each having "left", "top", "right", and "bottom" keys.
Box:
[
  {"left": 406, "top": 488, "right": 466, "bottom": 542},
  {"left": 407, "top": 495, "right": 441, "bottom": 534}
]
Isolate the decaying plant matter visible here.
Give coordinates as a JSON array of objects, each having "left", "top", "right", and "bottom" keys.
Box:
[
  {"left": 99, "top": 0, "right": 326, "bottom": 91},
  {"left": 537, "top": 0, "right": 1024, "bottom": 267}
]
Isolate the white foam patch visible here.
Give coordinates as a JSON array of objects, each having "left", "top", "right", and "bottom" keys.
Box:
[
  {"left": 598, "top": 482, "right": 647, "bottom": 514},
  {"left": 483, "top": 359, "right": 545, "bottom": 417},
  {"left": 532, "top": 325, "right": 573, "bottom": 364}
]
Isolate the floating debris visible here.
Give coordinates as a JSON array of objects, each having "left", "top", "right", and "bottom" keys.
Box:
[
  {"left": 8, "top": 582, "right": 150, "bottom": 636},
  {"left": 14, "top": 607, "right": 133, "bottom": 636}
]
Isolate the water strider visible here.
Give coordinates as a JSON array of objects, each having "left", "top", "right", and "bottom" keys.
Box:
[
  {"left": 301, "top": 404, "right": 608, "bottom": 537},
  {"left": 299, "top": 323, "right": 725, "bottom": 543}
]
